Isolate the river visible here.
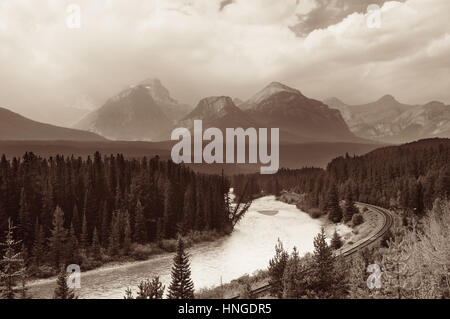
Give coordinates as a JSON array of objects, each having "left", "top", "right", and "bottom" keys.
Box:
[{"left": 27, "top": 195, "right": 323, "bottom": 299}]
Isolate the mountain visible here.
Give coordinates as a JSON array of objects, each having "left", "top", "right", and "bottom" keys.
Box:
[
  {"left": 20, "top": 106, "right": 91, "bottom": 128},
  {"left": 75, "top": 79, "right": 191, "bottom": 141},
  {"left": 178, "top": 96, "right": 256, "bottom": 131},
  {"left": 138, "top": 78, "right": 192, "bottom": 123},
  {"left": 325, "top": 96, "right": 450, "bottom": 143},
  {"left": 240, "top": 82, "right": 364, "bottom": 143},
  {"left": 0, "top": 107, "right": 105, "bottom": 141},
  {"left": 233, "top": 98, "right": 244, "bottom": 107}
]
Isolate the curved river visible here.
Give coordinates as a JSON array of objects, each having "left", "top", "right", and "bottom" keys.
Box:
[{"left": 27, "top": 196, "right": 323, "bottom": 299}]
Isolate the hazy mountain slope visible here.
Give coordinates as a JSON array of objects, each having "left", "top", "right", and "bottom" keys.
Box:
[
  {"left": 75, "top": 79, "right": 191, "bottom": 141},
  {"left": 241, "top": 82, "right": 364, "bottom": 143},
  {"left": 325, "top": 96, "right": 450, "bottom": 143},
  {"left": 21, "top": 106, "right": 91, "bottom": 128},
  {"left": 0, "top": 107, "right": 105, "bottom": 141},
  {"left": 138, "top": 78, "right": 192, "bottom": 122}
]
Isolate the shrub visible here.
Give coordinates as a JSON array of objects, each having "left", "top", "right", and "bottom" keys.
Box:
[
  {"left": 131, "top": 244, "right": 154, "bottom": 260},
  {"left": 352, "top": 213, "right": 364, "bottom": 226},
  {"left": 307, "top": 208, "right": 323, "bottom": 219},
  {"left": 380, "top": 229, "right": 393, "bottom": 248},
  {"left": 35, "top": 265, "right": 55, "bottom": 278},
  {"left": 160, "top": 239, "right": 178, "bottom": 252},
  {"left": 81, "top": 256, "right": 103, "bottom": 270}
]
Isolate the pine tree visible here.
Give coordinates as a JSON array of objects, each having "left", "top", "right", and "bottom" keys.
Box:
[
  {"left": 282, "top": 247, "right": 302, "bottom": 299},
  {"left": 330, "top": 230, "right": 343, "bottom": 250},
  {"left": 274, "top": 179, "right": 281, "bottom": 197},
  {"left": 100, "top": 202, "right": 110, "bottom": 247},
  {"left": 134, "top": 200, "right": 147, "bottom": 244},
  {"left": 135, "top": 276, "right": 165, "bottom": 299},
  {"left": 53, "top": 268, "right": 77, "bottom": 299},
  {"left": 167, "top": 238, "right": 194, "bottom": 299},
  {"left": 163, "top": 181, "right": 176, "bottom": 238},
  {"left": 155, "top": 218, "right": 163, "bottom": 247},
  {"left": 0, "top": 219, "right": 27, "bottom": 299},
  {"left": 18, "top": 188, "right": 32, "bottom": 247},
  {"left": 48, "top": 206, "right": 68, "bottom": 269},
  {"left": 31, "top": 218, "right": 46, "bottom": 268},
  {"left": 71, "top": 204, "right": 81, "bottom": 235},
  {"left": 182, "top": 186, "right": 196, "bottom": 231},
  {"left": 348, "top": 252, "right": 377, "bottom": 299},
  {"left": 438, "top": 167, "right": 450, "bottom": 198},
  {"left": 381, "top": 232, "right": 413, "bottom": 299},
  {"left": 80, "top": 213, "right": 88, "bottom": 249},
  {"left": 326, "top": 185, "right": 343, "bottom": 223},
  {"left": 123, "top": 211, "right": 132, "bottom": 255},
  {"left": 108, "top": 211, "right": 120, "bottom": 256},
  {"left": 148, "top": 276, "right": 165, "bottom": 299},
  {"left": 343, "top": 191, "right": 357, "bottom": 222},
  {"left": 91, "top": 227, "right": 101, "bottom": 256},
  {"left": 65, "top": 222, "right": 81, "bottom": 265},
  {"left": 124, "top": 287, "right": 134, "bottom": 299},
  {"left": 310, "top": 227, "right": 335, "bottom": 298},
  {"left": 268, "top": 238, "right": 289, "bottom": 298}
]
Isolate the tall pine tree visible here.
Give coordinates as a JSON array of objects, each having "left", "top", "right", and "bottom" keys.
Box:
[
  {"left": 0, "top": 219, "right": 27, "bottom": 299},
  {"left": 326, "top": 185, "right": 343, "bottom": 223},
  {"left": 48, "top": 206, "right": 68, "bottom": 269},
  {"left": 167, "top": 238, "right": 194, "bottom": 299},
  {"left": 53, "top": 267, "right": 77, "bottom": 299},
  {"left": 268, "top": 238, "right": 289, "bottom": 298}
]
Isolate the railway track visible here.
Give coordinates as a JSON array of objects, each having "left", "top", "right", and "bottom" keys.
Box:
[{"left": 231, "top": 203, "right": 394, "bottom": 299}]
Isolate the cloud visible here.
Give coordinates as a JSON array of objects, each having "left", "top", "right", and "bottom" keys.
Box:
[
  {"left": 0, "top": 0, "right": 449, "bottom": 125},
  {"left": 291, "top": 0, "right": 405, "bottom": 36}
]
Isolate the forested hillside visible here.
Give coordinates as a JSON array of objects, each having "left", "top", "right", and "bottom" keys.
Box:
[
  {"left": 0, "top": 152, "right": 231, "bottom": 276},
  {"left": 234, "top": 138, "right": 450, "bottom": 219}
]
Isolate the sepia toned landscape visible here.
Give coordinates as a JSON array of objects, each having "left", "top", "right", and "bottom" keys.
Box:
[{"left": 0, "top": 0, "right": 449, "bottom": 303}]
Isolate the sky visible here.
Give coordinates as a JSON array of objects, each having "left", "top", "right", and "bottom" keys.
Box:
[{"left": 0, "top": 0, "right": 449, "bottom": 125}]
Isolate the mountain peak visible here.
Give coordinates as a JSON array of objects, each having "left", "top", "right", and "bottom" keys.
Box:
[
  {"left": 194, "top": 96, "right": 236, "bottom": 116},
  {"left": 241, "top": 81, "right": 302, "bottom": 110},
  {"left": 179, "top": 96, "right": 255, "bottom": 130},
  {"left": 325, "top": 97, "right": 347, "bottom": 108},
  {"left": 424, "top": 101, "right": 445, "bottom": 108},
  {"left": 138, "top": 78, "right": 176, "bottom": 103},
  {"left": 140, "top": 78, "right": 162, "bottom": 86},
  {"left": 263, "top": 81, "right": 301, "bottom": 95},
  {"left": 377, "top": 94, "right": 398, "bottom": 103}
]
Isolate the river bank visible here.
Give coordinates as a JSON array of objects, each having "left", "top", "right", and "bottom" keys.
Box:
[
  {"left": 26, "top": 229, "right": 222, "bottom": 295},
  {"left": 26, "top": 195, "right": 324, "bottom": 299},
  {"left": 195, "top": 195, "right": 385, "bottom": 299}
]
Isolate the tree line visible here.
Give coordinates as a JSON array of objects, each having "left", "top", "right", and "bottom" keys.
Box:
[
  {"left": 234, "top": 138, "right": 450, "bottom": 222},
  {"left": 0, "top": 152, "right": 233, "bottom": 277}
]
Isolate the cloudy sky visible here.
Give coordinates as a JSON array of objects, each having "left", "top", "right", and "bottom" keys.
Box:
[{"left": 0, "top": 0, "right": 449, "bottom": 125}]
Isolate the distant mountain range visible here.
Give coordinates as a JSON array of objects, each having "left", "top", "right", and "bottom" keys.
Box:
[
  {"left": 75, "top": 79, "right": 192, "bottom": 141},
  {"left": 177, "top": 82, "right": 364, "bottom": 143},
  {"left": 3, "top": 77, "right": 449, "bottom": 145},
  {"left": 325, "top": 96, "right": 450, "bottom": 143},
  {"left": 75, "top": 80, "right": 364, "bottom": 143},
  {"left": 240, "top": 82, "right": 362, "bottom": 143},
  {"left": 0, "top": 107, "right": 105, "bottom": 141}
]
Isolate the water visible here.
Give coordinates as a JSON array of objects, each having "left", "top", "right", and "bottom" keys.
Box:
[{"left": 27, "top": 196, "right": 323, "bottom": 299}]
